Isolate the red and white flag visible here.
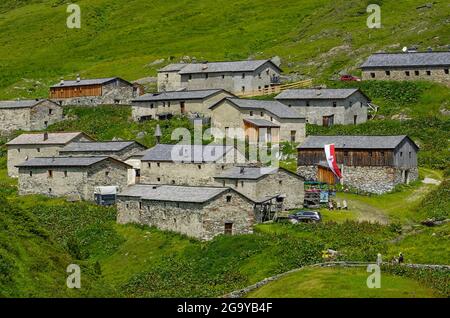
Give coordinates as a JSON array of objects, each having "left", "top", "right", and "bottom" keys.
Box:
[{"left": 324, "top": 144, "right": 342, "bottom": 179}]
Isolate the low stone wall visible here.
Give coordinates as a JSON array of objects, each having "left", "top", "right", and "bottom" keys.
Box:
[{"left": 222, "top": 261, "right": 450, "bottom": 298}]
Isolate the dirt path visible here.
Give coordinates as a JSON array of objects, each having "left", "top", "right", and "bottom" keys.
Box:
[{"left": 349, "top": 200, "right": 389, "bottom": 225}]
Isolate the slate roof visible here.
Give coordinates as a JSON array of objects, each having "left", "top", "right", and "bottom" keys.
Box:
[
  {"left": 275, "top": 88, "right": 367, "bottom": 100},
  {"left": 215, "top": 166, "right": 278, "bottom": 180},
  {"left": 50, "top": 77, "right": 132, "bottom": 88},
  {"left": 212, "top": 98, "right": 302, "bottom": 119},
  {"left": 15, "top": 156, "right": 129, "bottom": 168},
  {"left": 360, "top": 52, "right": 450, "bottom": 68},
  {"left": 132, "top": 89, "right": 226, "bottom": 102},
  {"left": 6, "top": 132, "right": 90, "bottom": 146},
  {"left": 297, "top": 135, "right": 418, "bottom": 150},
  {"left": 243, "top": 118, "right": 280, "bottom": 127},
  {"left": 0, "top": 99, "right": 55, "bottom": 109},
  {"left": 118, "top": 184, "right": 245, "bottom": 203},
  {"left": 160, "top": 59, "right": 280, "bottom": 74},
  {"left": 60, "top": 141, "right": 141, "bottom": 153},
  {"left": 141, "top": 144, "right": 235, "bottom": 162}
]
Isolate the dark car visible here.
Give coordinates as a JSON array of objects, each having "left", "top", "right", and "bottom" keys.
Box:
[
  {"left": 340, "top": 74, "right": 361, "bottom": 82},
  {"left": 288, "top": 210, "right": 322, "bottom": 223}
]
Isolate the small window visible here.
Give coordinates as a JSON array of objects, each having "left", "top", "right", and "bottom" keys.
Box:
[
  {"left": 370, "top": 72, "right": 375, "bottom": 78},
  {"left": 426, "top": 71, "right": 431, "bottom": 76},
  {"left": 405, "top": 71, "right": 410, "bottom": 76},
  {"left": 205, "top": 73, "right": 209, "bottom": 79},
  {"left": 249, "top": 111, "right": 253, "bottom": 116},
  {"left": 445, "top": 69, "right": 449, "bottom": 75},
  {"left": 64, "top": 171, "right": 68, "bottom": 177},
  {"left": 222, "top": 74, "right": 225, "bottom": 79},
  {"left": 241, "top": 181, "right": 244, "bottom": 187},
  {"left": 221, "top": 165, "right": 225, "bottom": 170},
  {"left": 270, "top": 117, "right": 273, "bottom": 122},
  {"left": 241, "top": 86, "right": 245, "bottom": 92},
  {"left": 332, "top": 102, "right": 337, "bottom": 107},
  {"left": 17, "top": 148, "right": 21, "bottom": 153},
  {"left": 258, "top": 73, "right": 262, "bottom": 79},
  {"left": 49, "top": 109, "right": 53, "bottom": 115},
  {"left": 242, "top": 73, "right": 245, "bottom": 79},
  {"left": 37, "top": 148, "right": 41, "bottom": 153},
  {"left": 400, "top": 152, "right": 403, "bottom": 157},
  {"left": 385, "top": 70, "right": 390, "bottom": 76},
  {"left": 29, "top": 171, "right": 33, "bottom": 177},
  {"left": 306, "top": 101, "right": 310, "bottom": 106},
  {"left": 260, "top": 112, "right": 264, "bottom": 117},
  {"left": 290, "top": 131, "right": 296, "bottom": 142},
  {"left": 278, "top": 180, "right": 282, "bottom": 185},
  {"left": 48, "top": 188, "right": 52, "bottom": 193},
  {"left": 168, "top": 102, "right": 171, "bottom": 107},
  {"left": 48, "top": 170, "right": 53, "bottom": 178},
  {"left": 44, "top": 121, "right": 48, "bottom": 127},
  {"left": 105, "top": 171, "right": 110, "bottom": 177},
  {"left": 157, "top": 177, "right": 161, "bottom": 182},
  {"left": 165, "top": 73, "right": 169, "bottom": 79},
  {"left": 157, "top": 162, "right": 160, "bottom": 167},
  {"left": 171, "top": 180, "right": 175, "bottom": 185},
  {"left": 235, "top": 180, "right": 238, "bottom": 187},
  {"left": 226, "top": 195, "right": 232, "bottom": 203},
  {"left": 148, "top": 163, "right": 151, "bottom": 168},
  {"left": 189, "top": 74, "right": 192, "bottom": 80},
  {"left": 198, "top": 165, "right": 202, "bottom": 170},
  {"left": 349, "top": 101, "right": 352, "bottom": 107},
  {"left": 288, "top": 104, "right": 292, "bottom": 107},
  {"left": 415, "top": 70, "right": 420, "bottom": 76},
  {"left": 139, "top": 202, "right": 143, "bottom": 210},
  {"left": 409, "top": 152, "right": 412, "bottom": 159}
]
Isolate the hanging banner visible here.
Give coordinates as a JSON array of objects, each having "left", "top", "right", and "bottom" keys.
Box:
[{"left": 324, "top": 144, "right": 342, "bottom": 179}]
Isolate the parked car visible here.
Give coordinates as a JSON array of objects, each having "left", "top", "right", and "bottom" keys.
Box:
[
  {"left": 340, "top": 74, "right": 361, "bottom": 82},
  {"left": 288, "top": 210, "right": 322, "bottom": 223}
]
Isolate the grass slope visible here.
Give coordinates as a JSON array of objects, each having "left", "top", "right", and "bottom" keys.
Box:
[
  {"left": 0, "top": 0, "right": 449, "bottom": 98},
  {"left": 245, "top": 267, "right": 439, "bottom": 298}
]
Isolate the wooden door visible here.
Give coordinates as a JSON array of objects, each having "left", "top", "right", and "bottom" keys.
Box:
[
  {"left": 318, "top": 166, "right": 336, "bottom": 184},
  {"left": 180, "top": 101, "right": 185, "bottom": 114},
  {"left": 224, "top": 223, "right": 233, "bottom": 235}
]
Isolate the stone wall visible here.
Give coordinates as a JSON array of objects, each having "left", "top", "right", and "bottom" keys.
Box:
[
  {"left": 215, "top": 170, "right": 304, "bottom": 210},
  {"left": 277, "top": 91, "right": 369, "bottom": 126},
  {"left": 0, "top": 101, "right": 63, "bottom": 133},
  {"left": 297, "top": 165, "right": 419, "bottom": 194},
  {"left": 361, "top": 67, "right": 450, "bottom": 86},
  {"left": 17, "top": 160, "right": 129, "bottom": 201},
  {"left": 55, "top": 81, "right": 138, "bottom": 106},
  {"left": 7, "top": 135, "right": 89, "bottom": 178},
  {"left": 157, "top": 63, "right": 280, "bottom": 94},
  {"left": 117, "top": 190, "right": 255, "bottom": 240}
]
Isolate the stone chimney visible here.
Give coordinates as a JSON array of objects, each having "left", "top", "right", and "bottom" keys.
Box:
[
  {"left": 43, "top": 132, "right": 49, "bottom": 141},
  {"left": 240, "top": 166, "right": 245, "bottom": 174},
  {"left": 76, "top": 74, "right": 81, "bottom": 82},
  {"left": 60, "top": 78, "right": 65, "bottom": 86},
  {"left": 154, "top": 124, "right": 162, "bottom": 144}
]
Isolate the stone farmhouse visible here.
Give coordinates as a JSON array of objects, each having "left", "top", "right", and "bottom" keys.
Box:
[
  {"left": 0, "top": 99, "right": 63, "bottom": 133},
  {"left": 275, "top": 88, "right": 370, "bottom": 126},
  {"left": 17, "top": 156, "right": 130, "bottom": 201},
  {"left": 117, "top": 184, "right": 256, "bottom": 240},
  {"left": 210, "top": 98, "right": 306, "bottom": 143},
  {"left": 59, "top": 141, "right": 146, "bottom": 161},
  {"left": 214, "top": 166, "right": 304, "bottom": 210},
  {"left": 6, "top": 132, "right": 93, "bottom": 177},
  {"left": 131, "top": 89, "right": 234, "bottom": 121},
  {"left": 140, "top": 143, "right": 247, "bottom": 185},
  {"left": 50, "top": 76, "right": 143, "bottom": 106},
  {"left": 360, "top": 51, "right": 450, "bottom": 85},
  {"left": 157, "top": 59, "right": 282, "bottom": 95},
  {"left": 297, "top": 135, "right": 419, "bottom": 194}
]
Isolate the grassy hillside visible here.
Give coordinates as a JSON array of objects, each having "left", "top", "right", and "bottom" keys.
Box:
[
  {"left": 0, "top": 0, "right": 449, "bottom": 99},
  {"left": 245, "top": 267, "right": 441, "bottom": 298}
]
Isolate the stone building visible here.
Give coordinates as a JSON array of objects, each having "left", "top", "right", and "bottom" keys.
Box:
[
  {"left": 214, "top": 166, "right": 304, "bottom": 210},
  {"left": 140, "top": 143, "right": 247, "bottom": 185},
  {"left": 157, "top": 59, "right": 282, "bottom": 95},
  {"left": 50, "top": 76, "right": 143, "bottom": 106},
  {"left": 16, "top": 156, "right": 130, "bottom": 201},
  {"left": 131, "top": 89, "right": 234, "bottom": 121},
  {"left": 59, "top": 141, "right": 146, "bottom": 161},
  {"left": 297, "top": 135, "right": 419, "bottom": 194},
  {"left": 210, "top": 98, "right": 306, "bottom": 143},
  {"left": 275, "top": 88, "right": 370, "bottom": 126},
  {"left": 0, "top": 99, "right": 64, "bottom": 133},
  {"left": 6, "top": 132, "right": 93, "bottom": 177},
  {"left": 360, "top": 51, "right": 450, "bottom": 85},
  {"left": 117, "top": 184, "right": 256, "bottom": 240}
]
